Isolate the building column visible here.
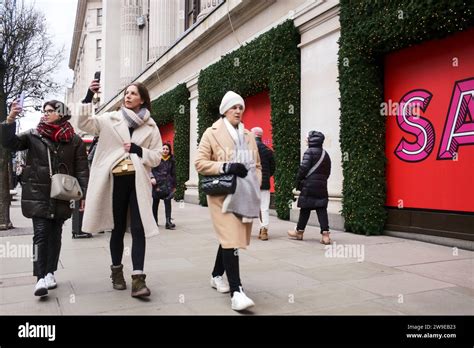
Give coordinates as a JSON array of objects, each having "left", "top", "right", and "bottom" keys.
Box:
[
  {"left": 184, "top": 74, "right": 200, "bottom": 204},
  {"left": 292, "top": 1, "right": 344, "bottom": 230},
  {"left": 120, "top": 0, "right": 143, "bottom": 86},
  {"left": 197, "top": 0, "right": 222, "bottom": 21},
  {"left": 149, "top": 0, "right": 178, "bottom": 60}
]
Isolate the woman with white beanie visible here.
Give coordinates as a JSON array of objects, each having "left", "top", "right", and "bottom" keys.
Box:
[{"left": 195, "top": 91, "right": 262, "bottom": 311}]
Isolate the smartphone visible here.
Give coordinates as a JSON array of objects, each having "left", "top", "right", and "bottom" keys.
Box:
[
  {"left": 94, "top": 71, "right": 100, "bottom": 82},
  {"left": 18, "top": 91, "right": 25, "bottom": 108}
]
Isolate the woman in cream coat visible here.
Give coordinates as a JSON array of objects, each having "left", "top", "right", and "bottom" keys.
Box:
[
  {"left": 78, "top": 80, "right": 162, "bottom": 298},
  {"left": 195, "top": 91, "right": 262, "bottom": 311}
]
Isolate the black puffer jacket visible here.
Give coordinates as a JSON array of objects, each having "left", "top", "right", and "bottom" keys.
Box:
[
  {"left": 1, "top": 122, "right": 89, "bottom": 220},
  {"left": 256, "top": 138, "right": 275, "bottom": 190},
  {"left": 296, "top": 131, "right": 331, "bottom": 209}
]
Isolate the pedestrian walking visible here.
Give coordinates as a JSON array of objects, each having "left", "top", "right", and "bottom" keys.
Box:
[
  {"left": 1, "top": 100, "right": 89, "bottom": 297},
  {"left": 288, "top": 131, "right": 332, "bottom": 244},
  {"left": 250, "top": 127, "right": 275, "bottom": 241},
  {"left": 195, "top": 91, "right": 262, "bottom": 311},
  {"left": 151, "top": 142, "right": 177, "bottom": 229},
  {"left": 78, "top": 80, "right": 162, "bottom": 298}
]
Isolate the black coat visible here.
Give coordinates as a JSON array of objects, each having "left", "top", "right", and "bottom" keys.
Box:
[
  {"left": 296, "top": 132, "right": 331, "bottom": 209},
  {"left": 1, "top": 122, "right": 89, "bottom": 220},
  {"left": 151, "top": 156, "right": 176, "bottom": 198},
  {"left": 256, "top": 138, "right": 275, "bottom": 190}
]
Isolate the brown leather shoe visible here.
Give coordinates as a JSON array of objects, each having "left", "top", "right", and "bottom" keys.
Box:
[
  {"left": 258, "top": 227, "right": 269, "bottom": 241},
  {"left": 110, "top": 264, "right": 126, "bottom": 290},
  {"left": 131, "top": 274, "right": 151, "bottom": 297},
  {"left": 320, "top": 231, "right": 331, "bottom": 245},
  {"left": 288, "top": 229, "right": 304, "bottom": 240}
]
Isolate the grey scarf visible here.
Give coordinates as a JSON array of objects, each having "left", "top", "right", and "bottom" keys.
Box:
[
  {"left": 222, "top": 118, "right": 261, "bottom": 223},
  {"left": 121, "top": 107, "right": 150, "bottom": 129}
]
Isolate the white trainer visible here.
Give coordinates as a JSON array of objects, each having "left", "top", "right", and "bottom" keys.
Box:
[
  {"left": 45, "top": 273, "right": 57, "bottom": 289},
  {"left": 210, "top": 275, "right": 230, "bottom": 293},
  {"left": 34, "top": 278, "right": 48, "bottom": 297},
  {"left": 231, "top": 286, "right": 255, "bottom": 311}
]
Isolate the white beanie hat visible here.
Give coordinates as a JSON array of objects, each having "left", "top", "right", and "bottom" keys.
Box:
[
  {"left": 251, "top": 127, "right": 263, "bottom": 137},
  {"left": 219, "top": 91, "right": 245, "bottom": 115}
]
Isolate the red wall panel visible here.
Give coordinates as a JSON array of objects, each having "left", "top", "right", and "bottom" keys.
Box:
[
  {"left": 385, "top": 28, "right": 474, "bottom": 213},
  {"left": 242, "top": 91, "right": 275, "bottom": 192}
]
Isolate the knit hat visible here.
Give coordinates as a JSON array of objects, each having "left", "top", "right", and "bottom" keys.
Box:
[
  {"left": 251, "top": 127, "right": 263, "bottom": 137},
  {"left": 219, "top": 91, "right": 245, "bottom": 115}
]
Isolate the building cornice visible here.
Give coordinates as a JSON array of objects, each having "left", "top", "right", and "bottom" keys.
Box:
[
  {"left": 294, "top": 0, "right": 340, "bottom": 48},
  {"left": 69, "top": 0, "right": 87, "bottom": 70},
  {"left": 98, "top": 0, "right": 274, "bottom": 113}
]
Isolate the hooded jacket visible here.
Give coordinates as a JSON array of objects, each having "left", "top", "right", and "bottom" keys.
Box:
[{"left": 296, "top": 131, "right": 331, "bottom": 209}]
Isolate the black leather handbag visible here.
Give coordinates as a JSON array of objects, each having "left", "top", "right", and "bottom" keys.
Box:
[{"left": 201, "top": 174, "right": 237, "bottom": 196}]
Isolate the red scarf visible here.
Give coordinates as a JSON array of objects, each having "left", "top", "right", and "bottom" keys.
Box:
[{"left": 36, "top": 117, "right": 75, "bottom": 143}]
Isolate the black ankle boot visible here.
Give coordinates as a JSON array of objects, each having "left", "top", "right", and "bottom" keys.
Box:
[
  {"left": 72, "top": 231, "right": 92, "bottom": 239},
  {"left": 165, "top": 218, "right": 176, "bottom": 230}
]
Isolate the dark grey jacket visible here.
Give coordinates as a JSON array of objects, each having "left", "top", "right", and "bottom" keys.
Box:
[
  {"left": 1, "top": 122, "right": 89, "bottom": 219},
  {"left": 255, "top": 138, "right": 275, "bottom": 190}
]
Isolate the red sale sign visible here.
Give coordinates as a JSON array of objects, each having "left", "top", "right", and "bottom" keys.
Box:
[{"left": 385, "top": 28, "right": 474, "bottom": 213}]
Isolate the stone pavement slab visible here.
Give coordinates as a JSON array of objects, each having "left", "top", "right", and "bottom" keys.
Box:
[
  {"left": 1, "top": 200, "right": 473, "bottom": 315},
  {"left": 342, "top": 272, "right": 456, "bottom": 297}
]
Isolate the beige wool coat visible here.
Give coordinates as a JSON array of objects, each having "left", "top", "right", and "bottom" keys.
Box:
[
  {"left": 195, "top": 118, "right": 262, "bottom": 249},
  {"left": 77, "top": 104, "right": 162, "bottom": 237}
]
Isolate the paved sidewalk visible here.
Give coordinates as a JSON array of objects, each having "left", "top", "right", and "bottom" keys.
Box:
[{"left": 0, "top": 197, "right": 473, "bottom": 315}]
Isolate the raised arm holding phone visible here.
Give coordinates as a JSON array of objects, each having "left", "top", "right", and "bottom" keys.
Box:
[
  {"left": 77, "top": 77, "right": 162, "bottom": 298},
  {"left": 1, "top": 97, "right": 89, "bottom": 298}
]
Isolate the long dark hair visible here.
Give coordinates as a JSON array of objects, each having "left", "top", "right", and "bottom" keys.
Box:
[
  {"left": 124, "top": 82, "right": 151, "bottom": 111},
  {"left": 163, "top": 142, "right": 173, "bottom": 157}
]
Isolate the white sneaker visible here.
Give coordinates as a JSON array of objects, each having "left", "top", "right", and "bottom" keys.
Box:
[
  {"left": 45, "top": 273, "right": 57, "bottom": 289},
  {"left": 210, "top": 275, "right": 230, "bottom": 293},
  {"left": 231, "top": 286, "right": 255, "bottom": 311},
  {"left": 34, "top": 278, "right": 48, "bottom": 297}
]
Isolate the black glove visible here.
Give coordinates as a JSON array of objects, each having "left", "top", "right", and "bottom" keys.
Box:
[
  {"left": 225, "top": 162, "right": 248, "bottom": 178},
  {"left": 129, "top": 143, "right": 143, "bottom": 158},
  {"left": 82, "top": 89, "right": 94, "bottom": 104}
]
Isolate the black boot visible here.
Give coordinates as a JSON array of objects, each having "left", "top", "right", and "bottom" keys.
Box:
[
  {"left": 72, "top": 231, "right": 92, "bottom": 239},
  {"left": 165, "top": 218, "right": 176, "bottom": 230}
]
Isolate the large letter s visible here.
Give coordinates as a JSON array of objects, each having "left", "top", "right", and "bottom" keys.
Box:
[{"left": 394, "top": 90, "right": 435, "bottom": 162}]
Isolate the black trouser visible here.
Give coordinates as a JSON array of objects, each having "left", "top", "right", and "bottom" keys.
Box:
[
  {"left": 212, "top": 245, "right": 241, "bottom": 295},
  {"left": 32, "top": 217, "right": 64, "bottom": 280},
  {"left": 296, "top": 207, "right": 329, "bottom": 233},
  {"left": 152, "top": 196, "right": 172, "bottom": 223},
  {"left": 110, "top": 175, "right": 146, "bottom": 271}
]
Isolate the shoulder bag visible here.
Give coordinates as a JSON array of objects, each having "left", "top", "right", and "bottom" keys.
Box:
[
  {"left": 47, "top": 148, "right": 83, "bottom": 201},
  {"left": 201, "top": 174, "right": 237, "bottom": 196},
  {"left": 112, "top": 156, "right": 135, "bottom": 176}
]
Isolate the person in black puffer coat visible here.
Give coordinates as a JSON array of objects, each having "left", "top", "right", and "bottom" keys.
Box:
[
  {"left": 150, "top": 143, "right": 177, "bottom": 229},
  {"left": 288, "top": 131, "right": 332, "bottom": 244},
  {"left": 1, "top": 99, "right": 89, "bottom": 297}
]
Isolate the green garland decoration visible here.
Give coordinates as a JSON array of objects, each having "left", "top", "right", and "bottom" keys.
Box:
[
  {"left": 150, "top": 84, "right": 190, "bottom": 200},
  {"left": 196, "top": 21, "right": 301, "bottom": 220},
  {"left": 339, "top": 0, "right": 474, "bottom": 235}
]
